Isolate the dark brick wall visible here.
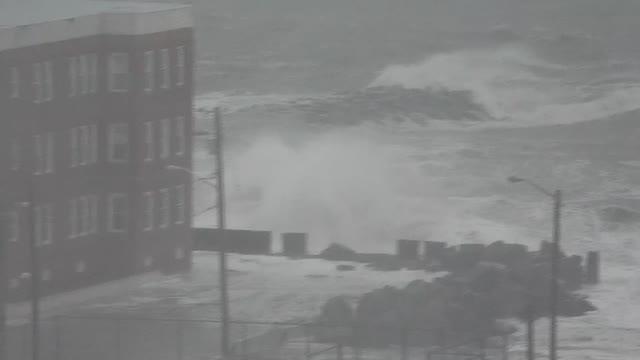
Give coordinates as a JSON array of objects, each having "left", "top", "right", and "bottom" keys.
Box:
[{"left": 0, "top": 26, "right": 194, "bottom": 303}]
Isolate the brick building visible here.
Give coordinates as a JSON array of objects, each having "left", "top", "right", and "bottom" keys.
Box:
[{"left": 0, "top": 0, "right": 194, "bottom": 302}]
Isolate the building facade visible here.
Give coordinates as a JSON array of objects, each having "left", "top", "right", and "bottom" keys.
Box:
[{"left": 0, "top": 1, "right": 194, "bottom": 302}]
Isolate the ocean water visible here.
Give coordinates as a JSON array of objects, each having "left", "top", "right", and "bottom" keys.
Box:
[{"left": 186, "top": 0, "right": 640, "bottom": 358}]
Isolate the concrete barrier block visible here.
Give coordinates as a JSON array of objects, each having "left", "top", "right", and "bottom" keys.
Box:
[
  {"left": 423, "top": 241, "right": 446, "bottom": 264},
  {"left": 585, "top": 251, "right": 600, "bottom": 284},
  {"left": 396, "top": 239, "right": 420, "bottom": 260},
  {"left": 282, "top": 233, "right": 307, "bottom": 257}
]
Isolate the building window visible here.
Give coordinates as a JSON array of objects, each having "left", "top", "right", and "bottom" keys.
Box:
[
  {"left": 176, "top": 46, "right": 185, "bottom": 87},
  {"left": 175, "top": 247, "right": 185, "bottom": 260},
  {"left": 159, "top": 188, "right": 170, "bottom": 228},
  {"left": 9, "top": 278, "right": 19, "bottom": 290},
  {"left": 175, "top": 185, "right": 186, "bottom": 224},
  {"left": 32, "top": 62, "right": 53, "bottom": 102},
  {"left": 88, "top": 53, "right": 98, "bottom": 93},
  {"left": 43, "top": 61, "right": 53, "bottom": 101},
  {"left": 79, "top": 55, "right": 89, "bottom": 94},
  {"left": 108, "top": 53, "right": 129, "bottom": 92},
  {"left": 175, "top": 116, "right": 186, "bottom": 156},
  {"left": 33, "top": 63, "right": 43, "bottom": 103},
  {"left": 70, "top": 55, "right": 97, "bottom": 95},
  {"left": 35, "top": 204, "right": 53, "bottom": 246},
  {"left": 44, "top": 204, "right": 53, "bottom": 245},
  {"left": 34, "top": 204, "right": 42, "bottom": 243},
  {"left": 35, "top": 133, "right": 54, "bottom": 174},
  {"left": 89, "top": 194, "right": 98, "bottom": 234},
  {"left": 144, "top": 50, "right": 155, "bottom": 92},
  {"left": 71, "top": 125, "right": 97, "bottom": 166},
  {"left": 108, "top": 193, "right": 127, "bottom": 232},
  {"left": 79, "top": 125, "right": 90, "bottom": 165},
  {"left": 69, "top": 57, "right": 77, "bottom": 97},
  {"left": 142, "top": 192, "right": 154, "bottom": 231},
  {"left": 160, "top": 48, "right": 170, "bottom": 89},
  {"left": 34, "top": 134, "right": 43, "bottom": 174},
  {"left": 42, "top": 269, "right": 52, "bottom": 282},
  {"left": 7, "top": 210, "right": 19, "bottom": 242},
  {"left": 159, "top": 118, "right": 171, "bottom": 159},
  {"left": 144, "top": 121, "right": 154, "bottom": 161},
  {"left": 70, "top": 195, "right": 98, "bottom": 237},
  {"left": 10, "top": 67, "right": 20, "bottom": 98},
  {"left": 80, "top": 196, "right": 90, "bottom": 236},
  {"left": 45, "top": 132, "right": 54, "bottom": 173},
  {"left": 90, "top": 124, "right": 98, "bottom": 163},
  {"left": 144, "top": 256, "right": 154, "bottom": 268},
  {"left": 10, "top": 139, "right": 20, "bottom": 170},
  {"left": 108, "top": 123, "right": 129, "bottom": 162},
  {"left": 70, "top": 128, "right": 78, "bottom": 167},
  {"left": 69, "top": 198, "right": 77, "bottom": 238}
]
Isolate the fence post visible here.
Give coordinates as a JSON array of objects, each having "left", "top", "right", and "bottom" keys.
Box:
[
  {"left": 54, "top": 317, "right": 61, "bottom": 360},
  {"left": 22, "top": 325, "right": 28, "bottom": 360},
  {"left": 304, "top": 324, "right": 311, "bottom": 360},
  {"left": 480, "top": 336, "right": 487, "bottom": 360},
  {"left": 115, "top": 319, "right": 122, "bottom": 360},
  {"left": 400, "top": 327, "right": 408, "bottom": 360},
  {"left": 176, "top": 321, "right": 184, "bottom": 360},
  {"left": 586, "top": 251, "right": 600, "bottom": 284},
  {"left": 502, "top": 335, "right": 509, "bottom": 360},
  {"left": 352, "top": 323, "right": 360, "bottom": 360},
  {"left": 242, "top": 323, "right": 249, "bottom": 360}
]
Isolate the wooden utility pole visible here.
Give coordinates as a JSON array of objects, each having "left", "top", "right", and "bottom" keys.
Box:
[
  {"left": 27, "top": 178, "right": 40, "bottom": 360},
  {"left": 507, "top": 177, "right": 562, "bottom": 360},
  {"left": 214, "top": 107, "right": 230, "bottom": 359},
  {"left": 0, "top": 201, "right": 7, "bottom": 360},
  {"left": 526, "top": 304, "right": 535, "bottom": 360},
  {"left": 549, "top": 190, "right": 561, "bottom": 360}
]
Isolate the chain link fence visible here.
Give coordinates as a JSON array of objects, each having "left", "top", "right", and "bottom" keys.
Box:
[{"left": 6, "top": 316, "right": 512, "bottom": 360}]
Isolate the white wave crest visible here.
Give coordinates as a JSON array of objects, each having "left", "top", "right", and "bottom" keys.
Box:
[
  {"left": 369, "top": 46, "right": 562, "bottom": 119},
  {"left": 369, "top": 46, "right": 640, "bottom": 126}
]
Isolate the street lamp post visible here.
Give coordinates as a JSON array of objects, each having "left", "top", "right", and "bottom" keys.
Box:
[
  {"left": 508, "top": 176, "right": 561, "bottom": 360},
  {"left": 167, "top": 107, "right": 230, "bottom": 359},
  {"left": 214, "top": 107, "right": 230, "bottom": 360}
]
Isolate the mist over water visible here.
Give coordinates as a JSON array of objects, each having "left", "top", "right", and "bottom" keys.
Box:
[{"left": 218, "top": 125, "right": 453, "bottom": 253}]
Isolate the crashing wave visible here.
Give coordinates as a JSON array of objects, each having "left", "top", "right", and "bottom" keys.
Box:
[{"left": 290, "top": 86, "right": 492, "bottom": 124}]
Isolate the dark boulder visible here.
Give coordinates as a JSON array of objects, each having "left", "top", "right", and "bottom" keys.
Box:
[
  {"left": 364, "top": 256, "right": 403, "bottom": 271},
  {"left": 560, "top": 255, "right": 583, "bottom": 290},
  {"left": 321, "top": 243, "right": 358, "bottom": 261},
  {"left": 558, "top": 293, "right": 597, "bottom": 317},
  {"left": 598, "top": 206, "right": 640, "bottom": 224},
  {"left": 485, "top": 241, "right": 529, "bottom": 267},
  {"left": 337, "top": 264, "right": 356, "bottom": 271}
]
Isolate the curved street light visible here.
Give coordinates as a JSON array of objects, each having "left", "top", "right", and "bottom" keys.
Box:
[
  {"left": 167, "top": 107, "right": 230, "bottom": 359},
  {"left": 508, "top": 176, "right": 562, "bottom": 360}
]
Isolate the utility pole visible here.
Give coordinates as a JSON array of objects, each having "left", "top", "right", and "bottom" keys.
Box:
[
  {"left": 525, "top": 303, "right": 535, "bottom": 360},
  {"left": 27, "top": 177, "right": 40, "bottom": 360},
  {"left": 507, "top": 177, "right": 562, "bottom": 360},
  {"left": 0, "top": 201, "right": 7, "bottom": 360},
  {"left": 549, "top": 190, "right": 561, "bottom": 360},
  {"left": 214, "top": 107, "right": 230, "bottom": 359}
]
